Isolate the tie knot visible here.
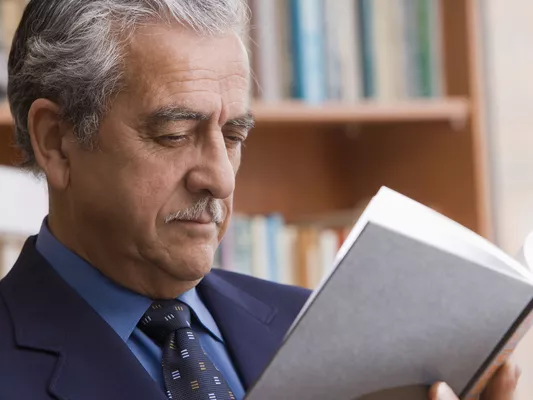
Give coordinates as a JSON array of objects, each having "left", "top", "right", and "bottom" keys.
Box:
[{"left": 138, "top": 300, "right": 192, "bottom": 345}]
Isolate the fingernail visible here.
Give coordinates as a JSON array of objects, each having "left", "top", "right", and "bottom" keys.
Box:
[
  {"left": 514, "top": 363, "right": 522, "bottom": 381},
  {"left": 436, "top": 382, "right": 456, "bottom": 400}
]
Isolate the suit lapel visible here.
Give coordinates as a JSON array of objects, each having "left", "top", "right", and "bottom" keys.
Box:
[
  {"left": 198, "top": 271, "right": 280, "bottom": 389},
  {"left": 1, "top": 238, "right": 166, "bottom": 400}
]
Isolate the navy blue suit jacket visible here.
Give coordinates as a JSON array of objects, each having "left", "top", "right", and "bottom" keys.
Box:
[{"left": 0, "top": 237, "right": 310, "bottom": 399}]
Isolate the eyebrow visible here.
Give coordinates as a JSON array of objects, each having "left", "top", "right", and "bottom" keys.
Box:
[
  {"left": 143, "top": 105, "right": 209, "bottom": 130},
  {"left": 225, "top": 111, "right": 255, "bottom": 131},
  {"left": 143, "top": 105, "right": 255, "bottom": 131}
]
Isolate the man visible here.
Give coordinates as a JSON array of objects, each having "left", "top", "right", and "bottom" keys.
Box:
[{"left": 0, "top": 1, "right": 519, "bottom": 399}]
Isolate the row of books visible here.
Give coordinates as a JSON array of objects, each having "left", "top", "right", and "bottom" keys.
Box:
[
  {"left": 248, "top": 0, "right": 444, "bottom": 104},
  {"left": 214, "top": 210, "right": 365, "bottom": 289}
]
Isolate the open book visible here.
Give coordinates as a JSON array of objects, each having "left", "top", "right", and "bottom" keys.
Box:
[{"left": 245, "top": 187, "right": 533, "bottom": 400}]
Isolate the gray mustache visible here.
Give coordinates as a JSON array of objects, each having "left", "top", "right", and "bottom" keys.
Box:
[{"left": 164, "top": 197, "right": 224, "bottom": 224}]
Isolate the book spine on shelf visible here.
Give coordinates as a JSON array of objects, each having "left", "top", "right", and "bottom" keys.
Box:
[
  {"left": 357, "top": 0, "right": 375, "bottom": 99},
  {"left": 417, "top": 0, "right": 433, "bottom": 97},
  {"left": 336, "top": 0, "right": 362, "bottom": 103},
  {"left": 290, "top": 0, "right": 326, "bottom": 104},
  {"left": 249, "top": 0, "right": 284, "bottom": 102},
  {"left": 402, "top": 0, "right": 423, "bottom": 98},
  {"left": 429, "top": 0, "right": 445, "bottom": 97},
  {"left": 323, "top": 0, "right": 343, "bottom": 101}
]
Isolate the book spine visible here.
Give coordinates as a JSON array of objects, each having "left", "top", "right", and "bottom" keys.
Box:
[
  {"left": 337, "top": 0, "right": 362, "bottom": 103},
  {"left": 266, "top": 214, "right": 284, "bottom": 283},
  {"left": 250, "top": 0, "right": 283, "bottom": 102},
  {"left": 390, "top": 0, "right": 407, "bottom": 99},
  {"left": 251, "top": 215, "right": 269, "bottom": 280},
  {"left": 323, "top": 0, "right": 342, "bottom": 101},
  {"left": 290, "top": 0, "right": 326, "bottom": 104},
  {"left": 463, "top": 306, "right": 533, "bottom": 399},
  {"left": 372, "top": 0, "right": 393, "bottom": 101},
  {"left": 233, "top": 215, "right": 253, "bottom": 276},
  {"left": 429, "top": 0, "right": 445, "bottom": 97},
  {"left": 417, "top": 0, "right": 433, "bottom": 97},
  {"left": 402, "top": 0, "right": 423, "bottom": 97},
  {"left": 357, "top": 0, "right": 374, "bottom": 98},
  {"left": 276, "top": 0, "right": 293, "bottom": 99}
]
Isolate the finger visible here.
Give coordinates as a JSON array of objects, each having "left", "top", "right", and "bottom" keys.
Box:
[
  {"left": 481, "top": 361, "right": 521, "bottom": 400},
  {"left": 428, "top": 382, "right": 458, "bottom": 400}
]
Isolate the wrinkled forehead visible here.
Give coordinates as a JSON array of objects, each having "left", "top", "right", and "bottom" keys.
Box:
[{"left": 122, "top": 24, "right": 251, "bottom": 103}]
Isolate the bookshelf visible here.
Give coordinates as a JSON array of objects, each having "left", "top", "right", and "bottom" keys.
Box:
[
  {"left": 238, "top": 0, "right": 489, "bottom": 229},
  {"left": 0, "top": 0, "right": 491, "bottom": 288},
  {"left": 252, "top": 98, "right": 470, "bottom": 124}
]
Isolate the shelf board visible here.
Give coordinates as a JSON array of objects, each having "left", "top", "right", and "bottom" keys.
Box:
[
  {"left": 0, "top": 97, "right": 470, "bottom": 127},
  {"left": 252, "top": 97, "right": 470, "bottom": 124}
]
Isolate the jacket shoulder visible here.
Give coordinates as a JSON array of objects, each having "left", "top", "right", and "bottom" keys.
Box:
[{"left": 208, "top": 269, "right": 311, "bottom": 317}]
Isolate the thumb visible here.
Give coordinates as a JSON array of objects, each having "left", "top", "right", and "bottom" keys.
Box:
[{"left": 428, "top": 382, "right": 458, "bottom": 400}]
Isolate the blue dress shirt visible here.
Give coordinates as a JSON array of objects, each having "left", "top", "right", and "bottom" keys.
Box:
[{"left": 35, "top": 220, "right": 245, "bottom": 400}]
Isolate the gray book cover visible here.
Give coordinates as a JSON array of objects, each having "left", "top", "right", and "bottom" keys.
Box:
[{"left": 245, "top": 188, "right": 533, "bottom": 400}]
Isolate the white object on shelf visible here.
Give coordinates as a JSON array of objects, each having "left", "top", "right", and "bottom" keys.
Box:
[
  {"left": 0, "top": 165, "right": 48, "bottom": 236},
  {"left": 0, "top": 234, "right": 24, "bottom": 278}
]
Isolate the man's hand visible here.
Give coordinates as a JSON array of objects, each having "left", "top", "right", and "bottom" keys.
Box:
[{"left": 428, "top": 361, "right": 521, "bottom": 400}]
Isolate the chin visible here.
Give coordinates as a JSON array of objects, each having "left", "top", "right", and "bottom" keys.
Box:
[
  {"left": 165, "top": 246, "right": 216, "bottom": 281},
  {"left": 170, "top": 261, "right": 213, "bottom": 282}
]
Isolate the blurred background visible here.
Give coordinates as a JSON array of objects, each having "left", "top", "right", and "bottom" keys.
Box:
[{"left": 1, "top": 0, "right": 533, "bottom": 397}]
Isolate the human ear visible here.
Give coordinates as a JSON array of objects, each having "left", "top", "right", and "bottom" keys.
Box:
[{"left": 27, "top": 98, "right": 72, "bottom": 190}]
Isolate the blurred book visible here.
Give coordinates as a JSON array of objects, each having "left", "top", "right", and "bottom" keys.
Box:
[
  {"left": 0, "top": 166, "right": 48, "bottom": 276},
  {"left": 246, "top": 187, "right": 533, "bottom": 400},
  {"left": 248, "top": 0, "right": 445, "bottom": 103},
  {"left": 0, "top": 234, "right": 24, "bottom": 278}
]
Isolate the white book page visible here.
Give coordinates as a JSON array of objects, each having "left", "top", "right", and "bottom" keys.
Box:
[{"left": 365, "top": 187, "right": 533, "bottom": 283}]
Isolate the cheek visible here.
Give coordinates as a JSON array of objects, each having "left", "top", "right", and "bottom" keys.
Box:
[
  {"left": 230, "top": 147, "right": 242, "bottom": 173},
  {"left": 128, "top": 163, "right": 180, "bottom": 217}
]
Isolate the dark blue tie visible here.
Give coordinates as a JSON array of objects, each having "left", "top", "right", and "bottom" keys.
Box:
[{"left": 138, "top": 300, "right": 235, "bottom": 400}]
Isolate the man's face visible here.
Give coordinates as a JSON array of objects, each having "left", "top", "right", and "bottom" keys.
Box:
[{"left": 66, "top": 25, "right": 251, "bottom": 290}]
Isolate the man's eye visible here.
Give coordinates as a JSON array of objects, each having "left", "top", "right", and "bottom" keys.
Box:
[
  {"left": 157, "top": 134, "right": 187, "bottom": 143},
  {"left": 224, "top": 129, "right": 247, "bottom": 144},
  {"left": 225, "top": 135, "right": 245, "bottom": 143}
]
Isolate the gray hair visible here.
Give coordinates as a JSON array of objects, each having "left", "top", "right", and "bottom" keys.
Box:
[
  {"left": 164, "top": 197, "right": 224, "bottom": 224},
  {"left": 8, "top": 0, "right": 249, "bottom": 170}
]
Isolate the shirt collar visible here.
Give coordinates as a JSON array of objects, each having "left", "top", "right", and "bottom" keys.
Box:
[{"left": 35, "top": 219, "right": 223, "bottom": 343}]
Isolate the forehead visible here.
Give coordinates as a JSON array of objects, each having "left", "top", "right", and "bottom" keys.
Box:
[{"left": 123, "top": 24, "right": 250, "bottom": 116}]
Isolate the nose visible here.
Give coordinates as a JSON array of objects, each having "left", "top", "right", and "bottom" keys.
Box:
[{"left": 185, "top": 130, "right": 236, "bottom": 200}]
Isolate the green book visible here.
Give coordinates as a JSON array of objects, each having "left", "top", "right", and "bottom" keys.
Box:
[{"left": 417, "top": 0, "right": 433, "bottom": 97}]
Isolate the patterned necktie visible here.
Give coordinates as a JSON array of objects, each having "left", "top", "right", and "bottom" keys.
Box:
[{"left": 138, "top": 300, "right": 235, "bottom": 400}]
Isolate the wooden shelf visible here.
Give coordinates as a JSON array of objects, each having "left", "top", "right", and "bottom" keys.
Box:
[{"left": 251, "top": 97, "right": 470, "bottom": 125}]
